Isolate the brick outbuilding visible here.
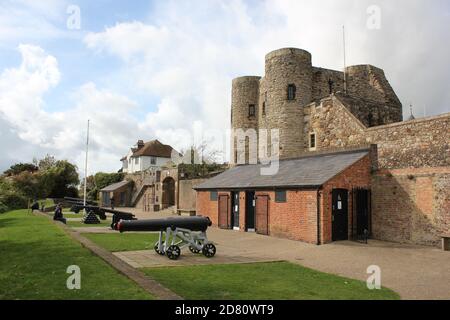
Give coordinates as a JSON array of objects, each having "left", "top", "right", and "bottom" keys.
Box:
[{"left": 195, "top": 149, "right": 373, "bottom": 244}]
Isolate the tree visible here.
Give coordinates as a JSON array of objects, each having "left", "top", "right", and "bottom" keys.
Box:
[
  {"left": 86, "top": 172, "right": 124, "bottom": 201},
  {"left": 3, "top": 163, "right": 38, "bottom": 177},
  {"left": 39, "top": 160, "right": 80, "bottom": 198}
]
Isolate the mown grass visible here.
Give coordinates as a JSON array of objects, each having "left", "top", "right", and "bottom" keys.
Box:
[
  {"left": 143, "top": 262, "right": 400, "bottom": 300},
  {"left": 82, "top": 233, "right": 160, "bottom": 252},
  {"left": 0, "top": 210, "right": 153, "bottom": 300}
]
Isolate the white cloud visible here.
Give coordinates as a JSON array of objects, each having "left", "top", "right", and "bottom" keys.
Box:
[
  {"left": 0, "top": 44, "right": 145, "bottom": 173},
  {"left": 1, "top": 0, "right": 449, "bottom": 173}
]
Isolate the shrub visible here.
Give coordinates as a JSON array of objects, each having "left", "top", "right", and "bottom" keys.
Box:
[
  {"left": 0, "top": 201, "right": 8, "bottom": 214},
  {"left": 0, "top": 192, "right": 28, "bottom": 210}
]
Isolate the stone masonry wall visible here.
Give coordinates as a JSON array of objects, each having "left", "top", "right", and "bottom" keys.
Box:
[{"left": 372, "top": 168, "right": 450, "bottom": 246}]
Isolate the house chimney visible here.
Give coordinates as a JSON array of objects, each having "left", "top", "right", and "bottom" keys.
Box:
[{"left": 137, "top": 140, "right": 145, "bottom": 149}]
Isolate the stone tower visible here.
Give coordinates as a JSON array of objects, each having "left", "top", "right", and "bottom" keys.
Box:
[
  {"left": 230, "top": 47, "right": 403, "bottom": 164},
  {"left": 230, "top": 76, "right": 260, "bottom": 164},
  {"left": 261, "top": 48, "right": 313, "bottom": 159}
]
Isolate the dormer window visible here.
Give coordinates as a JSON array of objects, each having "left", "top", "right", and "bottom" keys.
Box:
[
  {"left": 248, "top": 104, "right": 256, "bottom": 117},
  {"left": 287, "top": 84, "right": 296, "bottom": 101}
]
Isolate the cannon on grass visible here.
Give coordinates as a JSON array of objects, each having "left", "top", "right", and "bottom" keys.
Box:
[
  {"left": 117, "top": 216, "right": 216, "bottom": 260},
  {"left": 63, "top": 197, "right": 98, "bottom": 214},
  {"left": 70, "top": 204, "right": 136, "bottom": 227}
]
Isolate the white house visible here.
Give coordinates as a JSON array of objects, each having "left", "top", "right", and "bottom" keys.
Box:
[{"left": 121, "top": 140, "right": 175, "bottom": 174}]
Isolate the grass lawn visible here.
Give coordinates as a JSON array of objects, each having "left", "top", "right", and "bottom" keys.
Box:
[
  {"left": 0, "top": 210, "right": 153, "bottom": 300},
  {"left": 143, "top": 262, "right": 400, "bottom": 300},
  {"left": 66, "top": 218, "right": 112, "bottom": 228},
  {"left": 83, "top": 233, "right": 160, "bottom": 252}
]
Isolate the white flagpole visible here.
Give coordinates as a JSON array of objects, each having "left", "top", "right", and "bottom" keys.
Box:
[
  {"left": 83, "top": 119, "right": 90, "bottom": 207},
  {"left": 343, "top": 25, "right": 348, "bottom": 94}
]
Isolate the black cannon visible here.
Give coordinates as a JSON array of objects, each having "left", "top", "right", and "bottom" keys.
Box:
[
  {"left": 117, "top": 216, "right": 216, "bottom": 260},
  {"left": 69, "top": 204, "right": 136, "bottom": 227},
  {"left": 64, "top": 197, "right": 98, "bottom": 213}
]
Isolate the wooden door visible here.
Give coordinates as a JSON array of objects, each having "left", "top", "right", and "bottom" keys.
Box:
[
  {"left": 218, "top": 195, "right": 230, "bottom": 229},
  {"left": 255, "top": 195, "right": 269, "bottom": 235}
]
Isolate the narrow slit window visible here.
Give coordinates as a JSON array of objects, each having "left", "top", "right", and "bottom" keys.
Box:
[
  {"left": 248, "top": 104, "right": 256, "bottom": 117},
  {"left": 287, "top": 84, "right": 296, "bottom": 100},
  {"left": 310, "top": 133, "right": 316, "bottom": 149}
]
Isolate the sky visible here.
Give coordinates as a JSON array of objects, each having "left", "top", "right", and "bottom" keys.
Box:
[{"left": 0, "top": 0, "right": 449, "bottom": 174}]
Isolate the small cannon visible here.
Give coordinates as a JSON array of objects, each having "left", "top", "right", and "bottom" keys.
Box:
[
  {"left": 117, "top": 216, "right": 216, "bottom": 260},
  {"left": 64, "top": 197, "right": 98, "bottom": 214},
  {"left": 69, "top": 204, "right": 135, "bottom": 227}
]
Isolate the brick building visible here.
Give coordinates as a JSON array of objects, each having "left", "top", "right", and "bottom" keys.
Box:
[
  {"left": 197, "top": 47, "right": 449, "bottom": 247},
  {"left": 195, "top": 149, "right": 373, "bottom": 244}
]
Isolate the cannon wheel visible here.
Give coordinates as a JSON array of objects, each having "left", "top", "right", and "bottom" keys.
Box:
[
  {"left": 154, "top": 244, "right": 165, "bottom": 256},
  {"left": 189, "top": 246, "right": 201, "bottom": 254},
  {"left": 202, "top": 243, "right": 216, "bottom": 258},
  {"left": 166, "top": 245, "right": 181, "bottom": 260}
]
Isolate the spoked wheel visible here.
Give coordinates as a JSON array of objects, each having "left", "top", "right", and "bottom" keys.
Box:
[
  {"left": 166, "top": 245, "right": 181, "bottom": 260},
  {"left": 154, "top": 244, "right": 165, "bottom": 256},
  {"left": 202, "top": 243, "right": 216, "bottom": 258},
  {"left": 189, "top": 245, "right": 201, "bottom": 254}
]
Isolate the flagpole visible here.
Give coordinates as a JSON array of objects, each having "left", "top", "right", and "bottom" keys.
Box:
[
  {"left": 83, "top": 119, "right": 90, "bottom": 207},
  {"left": 343, "top": 25, "right": 348, "bottom": 94}
]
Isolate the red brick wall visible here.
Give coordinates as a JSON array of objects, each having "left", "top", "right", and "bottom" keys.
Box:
[
  {"left": 196, "top": 191, "right": 231, "bottom": 227},
  {"left": 372, "top": 167, "right": 450, "bottom": 246},
  {"left": 321, "top": 155, "right": 371, "bottom": 243},
  {"left": 256, "top": 190, "right": 318, "bottom": 244}
]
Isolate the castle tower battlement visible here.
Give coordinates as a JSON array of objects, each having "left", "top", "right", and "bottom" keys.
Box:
[{"left": 230, "top": 47, "right": 403, "bottom": 164}]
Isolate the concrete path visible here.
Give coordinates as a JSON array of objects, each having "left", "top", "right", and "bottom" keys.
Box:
[
  {"left": 206, "top": 228, "right": 450, "bottom": 300},
  {"left": 112, "top": 224, "right": 450, "bottom": 300},
  {"left": 71, "top": 208, "right": 450, "bottom": 299}
]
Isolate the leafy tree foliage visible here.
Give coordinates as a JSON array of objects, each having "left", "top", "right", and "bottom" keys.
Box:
[{"left": 3, "top": 163, "right": 38, "bottom": 177}]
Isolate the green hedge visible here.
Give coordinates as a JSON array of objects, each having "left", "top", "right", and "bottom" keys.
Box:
[
  {"left": 0, "top": 192, "right": 28, "bottom": 211},
  {"left": 0, "top": 202, "right": 8, "bottom": 214}
]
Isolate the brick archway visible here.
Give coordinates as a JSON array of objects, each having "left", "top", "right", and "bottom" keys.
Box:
[{"left": 162, "top": 177, "right": 176, "bottom": 209}]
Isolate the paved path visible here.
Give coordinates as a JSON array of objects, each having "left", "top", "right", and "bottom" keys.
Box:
[
  {"left": 72, "top": 208, "right": 450, "bottom": 300},
  {"left": 206, "top": 228, "right": 450, "bottom": 300}
]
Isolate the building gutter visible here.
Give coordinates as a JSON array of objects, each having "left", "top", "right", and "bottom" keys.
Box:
[{"left": 316, "top": 188, "right": 321, "bottom": 246}]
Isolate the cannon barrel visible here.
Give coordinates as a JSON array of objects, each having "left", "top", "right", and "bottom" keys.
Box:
[{"left": 118, "top": 216, "right": 212, "bottom": 233}]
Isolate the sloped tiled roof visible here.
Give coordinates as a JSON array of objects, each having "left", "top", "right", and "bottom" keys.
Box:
[
  {"left": 100, "top": 180, "right": 132, "bottom": 192},
  {"left": 132, "top": 140, "right": 174, "bottom": 158},
  {"left": 194, "top": 150, "right": 368, "bottom": 190}
]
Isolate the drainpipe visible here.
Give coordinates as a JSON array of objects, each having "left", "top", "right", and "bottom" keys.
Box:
[{"left": 316, "top": 188, "right": 321, "bottom": 245}]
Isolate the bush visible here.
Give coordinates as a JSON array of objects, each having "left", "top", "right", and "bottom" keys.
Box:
[
  {"left": 0, "top": 202, "right": 8, "bottom": 214},
  {"left": 0, "top": 192, "right": 28, "bottom": 210}
]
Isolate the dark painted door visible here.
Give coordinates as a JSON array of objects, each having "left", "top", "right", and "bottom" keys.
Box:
[
  {"left": 245, "top": 191, "right": 256, "bottom": 231},
  {"left": 218, "top": 195, "right": 230, "bottom": 229},
  {"left": 355, "top": 189, "right": 370, "bottom": 238},
  {"left": 231, "top": 192, "right": 240, "bottom": 229},
  {"left": 332, "top": 189, "right": 348, "bottom": 241},
  {"left": 255, "top": 195, "right": 269, "bottom": 235}
]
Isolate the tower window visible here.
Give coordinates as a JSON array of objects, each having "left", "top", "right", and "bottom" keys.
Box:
[
  {"left": 262, "top": 102, "right": 266, "bottom": 115},
  {"left": 248, "top": 104, "right": 256, "bottom": 117},
  {"left": 287, "top": 84, "right": 296, "bottom": 100},
  {"left": 309, "top": 132, "right": 316, "bottom": 149}
]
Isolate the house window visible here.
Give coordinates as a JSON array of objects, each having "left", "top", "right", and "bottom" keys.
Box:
[
  {"left": 151, "top": 156, "right": 157, "bottom": 165},
  {"left": 275, "top": 190, "right": 287, "bottom": 203},
  {"left": 248, "top": 104, "right": 256, "bottom": 117},
  {"left": 287, "top": 84, "right": 296, "bottom": 100},
  {"left": 210, "top": 191, "right": 218, "bottom": 201},
  {"left": 309, "top": 132, "right": 316, "bottom": 149}
]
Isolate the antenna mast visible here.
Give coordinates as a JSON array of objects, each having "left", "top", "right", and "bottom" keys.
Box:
[
  {"left": 343, "top": 25, "right": 348, "bottom": 94},
  {"left": 83, "top": 119, "right": 90, "bottom": 207}
]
